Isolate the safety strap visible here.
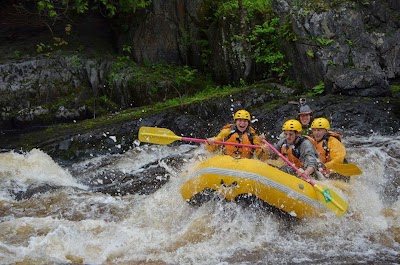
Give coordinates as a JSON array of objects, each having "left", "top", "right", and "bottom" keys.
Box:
[{"left": 224, "top": 125, "right": 256, "bottom": 157}]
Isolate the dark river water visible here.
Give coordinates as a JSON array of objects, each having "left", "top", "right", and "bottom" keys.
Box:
[{"left": 0, "top": 134, "right": 399, "bottom": 264}]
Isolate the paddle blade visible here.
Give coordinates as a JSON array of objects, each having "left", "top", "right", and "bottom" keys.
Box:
[
  {"left": 328, "top": 163, "right": 362, "bottom": 176},
  {"left": 314, "top": 183, "right": 348, "bottom": 217},
  {"left": 138, "top": 127, "right": 181, "bottom": 145}
]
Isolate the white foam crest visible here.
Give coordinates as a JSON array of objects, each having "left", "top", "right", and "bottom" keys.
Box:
[
  {"left": 119, "top": 200, "right": 282, "bottom": 264},
  {"left": 0, "top": 149, "right": 87, "bottom": 190},
  {"left": 97, "top": 148, "right": 282, "bottom": 264},
  {"left": 350, "top": 181, "right": 388, "bottom": 227}
]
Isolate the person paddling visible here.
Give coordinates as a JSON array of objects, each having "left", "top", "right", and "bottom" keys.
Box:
[
  {"left": 309, "top": 118, "right": 347, "bottom": 179},
  {"left": 277, "top": 98, "right": 314, "bottom": 141},
  {"left": 275, "top": 119, "right": 320, "bottom": 178},
  {"left": 206, "top": 109, "right": 268, "bottom": 160}
]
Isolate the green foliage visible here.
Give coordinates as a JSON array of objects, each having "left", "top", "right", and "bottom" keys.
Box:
[
  {"left": 214, "top": 0, "right": 237, "bottom": 18},
  {"left": 152, "top": 84, "right": 246, "bottom": 110},
  {"left": 290, "top": 0, "right": 332, "bottom": 13},
  {"left": 243, "top": 0, "right": 271, "bottom": 12},
  {"left": 306, "top": 50, "right": 314, "bottom": 58},
  {"left": 37, "top": 0, "right": 58, "bottom": 17},
  {"left": 108, "top": 45, "right": 135, "bottom": 82},
  {"left": 176, "top": 67, "right": 197, "bottom": 87},
  {"left": 313, "top": 37, "right": 334, "bottom": 47},
  {"left": 106, "top": 53, "right": 215, "bottom": 107},
  {"left": 345, "top": 39, "right": 354, "bottom": 47},
  {"left": 36, "top": 42, "right": 52, "bottom": 53},
  {"left": 390, "top": 85, "right": 400, "bottom": 93},
  {"left": 248, "top": 17, "right": 294, "bottom": 80},
  {"left": 36, "top": 36, "right": 69, "bottom": 54},
  {"left": 153, "top": 97, "right": 182, "bottom": 110},
  {"left": 14, "top": 50, "right": 23, "bottom": 59},
  {"left": 306, "top": 81, "right": 325, "bottom": 96},
  {"left": 53, "top": 37, "right": 68, "bottom": 47},
  {"left": 130, "top": 64, "right": 201, "bottom": 105},
  {"left": 75, "top": 0, "right": 89, "bottom": 13},
  {"left": 197, "top": 38, "right": 211, "bottom": 66},
  {"left": 34, "top": 0, "right": 151, "bottom": 18},
  {"left": 199, "top": 0, "right": 293, "bottom": 81},
  {"left": 193, "top": 85, "right": 243, "bottom": 98},
  {"left": 68, "top": 55, "right": 84, "bottom": 70},
  {"left": 214, "top": 0, "right": 271, "bottom": 20}
]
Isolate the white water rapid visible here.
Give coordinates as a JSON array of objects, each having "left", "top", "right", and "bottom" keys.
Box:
[{"left": 0, "top": 135, "right": 399, "bottom": 264}]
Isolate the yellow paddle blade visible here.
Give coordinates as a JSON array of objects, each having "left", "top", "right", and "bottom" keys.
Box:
[
  {"left": 138, "top": 127, "right": 182, "bottom": 145},
  {"left": 328, "top": 163, "right": 362, "bottom": 176},
  {"left": 313, "top": 183, "right": 348, "bottom": 217}
]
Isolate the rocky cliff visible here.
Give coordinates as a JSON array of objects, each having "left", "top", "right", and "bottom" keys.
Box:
[{"left": 1, "top": 0, "right": 400, "bottom": 160}]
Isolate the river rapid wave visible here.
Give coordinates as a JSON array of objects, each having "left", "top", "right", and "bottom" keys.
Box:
[{"left": 0, "top": 135, "right": 399, "bottom": 264}]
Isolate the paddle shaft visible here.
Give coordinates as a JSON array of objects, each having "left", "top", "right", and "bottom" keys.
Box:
[
  {"left": 142, "top": 132, "right": 262, "bottom": 149},
  {"left": 261, "top": 140, "right": 317, "bottom": 184},
  {"left": 262, "top": 139, "right": 345, "bottom": 211},
  {"left": 183, "top": 137, "right": 261, "bottom": 148}
]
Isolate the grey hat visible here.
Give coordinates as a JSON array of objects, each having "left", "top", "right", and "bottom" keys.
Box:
[{"left": 298, "top": 105, "right": 313, "bottom": 115}]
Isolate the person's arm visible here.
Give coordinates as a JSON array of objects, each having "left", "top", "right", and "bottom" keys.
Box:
[
  {"left": 205, "top": 128, "right": 230, "bottom": 152},
  {"left": 299, "top": 140, "right": 319, "bottom": 176},
  {"left": 325, "top": 137, "right": 346, "bottom": 168},
  {"left": 253, "top": 133, "right": 269, "bottom": 159},
  {"left": 296, "top": 166, "right": 315, "bottom": 177},
  {"left": 269, "top": 138, "right": 285, "bottom": 159}
]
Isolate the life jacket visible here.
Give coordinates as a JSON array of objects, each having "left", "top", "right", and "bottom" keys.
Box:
[
  {"left": 313, "top": 131, "right": 342, "bottom": 163},
  {"left": 221, "top": 124, "right": 256, "bottom": 158},
  {"left": 279, "top": 136, "right": 307, "bottom": 168}
]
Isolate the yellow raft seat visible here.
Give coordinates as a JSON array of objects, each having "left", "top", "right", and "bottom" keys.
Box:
[{"left": 180, "top": 155, "right": 334, "bottom": 219}]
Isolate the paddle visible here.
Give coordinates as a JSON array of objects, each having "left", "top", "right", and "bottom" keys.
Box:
[
  {"left": 262, "top": 139, "right": 348, "bottom": 217},
  {"left": 138, "top": 126, "right": 261, "bottom": 148},
  {"left": 327, "top": 163, "right": 362, "bottom": 176}
]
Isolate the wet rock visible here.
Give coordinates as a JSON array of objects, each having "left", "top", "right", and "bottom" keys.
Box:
[
  {"left": 12, "top": 184, "right": 62, "bottom": 200},
  {"left": 325, "top": 68, "right": 391, "bottom": 97},
  {"left": 84, "top": 154, "right": 188, "bottom": 196}
]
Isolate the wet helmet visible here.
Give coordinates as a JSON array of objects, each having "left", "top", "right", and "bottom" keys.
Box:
[
  {"left": 298, "top": 105, "right": 313, "bottom": 116},
  {"left": 234, "top": 109, "right": 251, "bottom": 121},
  {"left": 282, "top": 119, "right": 302, "bottom": 132},
  {"left": 311, "top": 118, "right": 330, "bottom": 130}
]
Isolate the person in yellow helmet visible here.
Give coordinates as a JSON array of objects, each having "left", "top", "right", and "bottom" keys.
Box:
[
  {"left": 310, "top": 117, "right": 346, "bottom": 170},
  {"left": 206, "top": 109, "right": 268, "bottom": 160},
  {"left": 277, "top": 98, "right": 314, "bottom": 140},
  {"left": 275, "top": 119, "right": 319, "bottom": 178}
]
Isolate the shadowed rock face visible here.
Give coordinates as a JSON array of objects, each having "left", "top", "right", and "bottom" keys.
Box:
[
  {"left": 1, "top": 1, "right": 400, "bottom": 158},
  {"left": 271, "top": 0, "right": 399, "bottom": 96},
  {"left": 325, "top": 68, "right": 391, "bottom": 97}
]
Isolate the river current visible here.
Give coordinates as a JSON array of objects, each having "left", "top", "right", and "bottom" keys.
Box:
[{"left": 0, "top": 134, "right": 399, "bottom": 264}]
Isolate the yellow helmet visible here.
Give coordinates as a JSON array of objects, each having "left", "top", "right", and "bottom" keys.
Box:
[
  {"left": 282, "top": 119, "right": 302, "bottom": 132},
  {"left": 234, "top": 109, "right": 251, "bottom": 121},
  {"left": 311, "top": 118, "right": 330, "bottom": 130}
]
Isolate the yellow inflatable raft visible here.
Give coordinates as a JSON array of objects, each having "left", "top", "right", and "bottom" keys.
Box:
[{"left": 180, "top": 155, "right": 339, "bottom": 219}]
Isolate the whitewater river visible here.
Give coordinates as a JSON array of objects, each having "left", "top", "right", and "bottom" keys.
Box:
[{"left": 0, "top": 134, "right": 399, "bottom": 264}]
